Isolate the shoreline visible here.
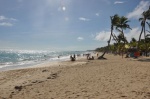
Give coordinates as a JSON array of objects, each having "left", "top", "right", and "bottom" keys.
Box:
[
  {"left": 0, "top": 54, "right": 86, "bottom": 72},
  {"left": 0, "top": 49, "right": 88, "bottom": 72},
  {"left": 0, "top": 54, "right": 150, "bottom": 99}
]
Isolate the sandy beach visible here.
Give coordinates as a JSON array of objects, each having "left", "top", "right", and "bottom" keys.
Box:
[{"left": 0, "top": 54, "right": 150, "bottom": 99}]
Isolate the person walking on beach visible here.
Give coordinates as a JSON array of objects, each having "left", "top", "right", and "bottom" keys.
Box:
[
  {"left": 87, "top": 54, "right": 90, "bottom": 59},
  {"left": 97, "top": 53, "right": 99, "bottom": 57}
]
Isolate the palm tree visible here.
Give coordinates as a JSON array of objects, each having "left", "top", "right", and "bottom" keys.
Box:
[
  {"left": 117, "top": 33, "right": 124, "bottom": 54},
  {"left": 116, "top": 16, "right": 131, "bottom": 42},
  {"left": 109, "top": 14, "right": 120, "bottom": 43},
  {"left": 130, "top": 37, "right": 137, "bottom": 47},
  {"left": 139, "top": 11, "right": 147, "bottom": 44},
  {"left": 115, "top": 16, "right": 131, "bottom": 57},
  {"left": 138, "top": 7, "right": 150, "bottom": 56},
  {"left": 98, "top": 15, "right": 131, "bottom": 59},
  {"left": 131, "top": 37, "right": 137, "bottom": 43},
  {"left": 116, "top": 33, "right": 129, "bottom": 56},
  {"left": 98, "top": 14, "right": 120, "bottom": 59}
]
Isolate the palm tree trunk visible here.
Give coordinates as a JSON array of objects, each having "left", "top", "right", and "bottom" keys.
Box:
[
  {"left": 119, "top": 28, "right": 126, "bottom": 58},
  {"left": 98, "top": 25, "right": 113, "bottom": 59},
  {"left": 138, "top": 27, "right": 143, "bottom": 50},
  {"left": 144, "top": 25, "right": 148, "bottom": 57}
]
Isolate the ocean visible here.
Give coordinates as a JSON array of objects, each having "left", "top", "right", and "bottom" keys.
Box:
[{"left": 0, "top": 49, "right": 87, "bottom": 71}]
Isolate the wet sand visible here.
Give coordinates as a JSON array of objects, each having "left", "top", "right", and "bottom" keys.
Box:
[{"left": 0, "top": 54, "right": 150, "bottom": 99}]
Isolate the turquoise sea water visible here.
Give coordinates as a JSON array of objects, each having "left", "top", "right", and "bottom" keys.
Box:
[{"left": 0, "top": 49, "right": 87, "bottom": 71}]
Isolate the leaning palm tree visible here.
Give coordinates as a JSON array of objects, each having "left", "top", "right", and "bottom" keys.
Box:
[
  {"left": 109, "top": 14, "right": 120, "bottom": 43},
  {"left": 138, "top": 7, "right": 150, "bottom": 56},
  {"left": 98, "top": 14, "right": 120, "bottom": 59},
  {"left": 115, "top": 16, "right": 131, "bottom": 58},
  {"left": 139, "top": 11, "right": 148, "bottom": 45},
  {"left": 116, "top": 16, "right": 132, "bottom": 42}
]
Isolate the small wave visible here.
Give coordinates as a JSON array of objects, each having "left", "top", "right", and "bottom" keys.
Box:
[
  {"left": 0, "top": 62, "right": 14, "bottom": 68},
  {"left": 0, "top": 49, "right": 88, "bottom": 71}
]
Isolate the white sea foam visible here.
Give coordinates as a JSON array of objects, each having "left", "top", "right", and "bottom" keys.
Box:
[{"left": 0, "top": 49, "right": 88, "bottom": 71}]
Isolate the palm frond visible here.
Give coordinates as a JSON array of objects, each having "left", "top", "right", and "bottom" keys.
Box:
[
  {"left": 146, "top": 34, "right": 150, "bottom": 39},
  {"left": 116, "top": 27, "right": 122, "bottom": 32},
  {"left": 146, "top": 22, "right": 150, "bottom": 29},
  {"left": 112, "top": 33, "right": 118, "bottom": 42},
  {"left": 146, "top": 30, "right": 150, "bottom": 33},
  {"left": 139, "top": 18, "right": 144, "bottom": 21}
]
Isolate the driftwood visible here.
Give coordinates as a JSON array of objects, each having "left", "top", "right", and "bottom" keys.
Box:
[{"left": 98, "top": 56, "right": 107, "bottom": 60}]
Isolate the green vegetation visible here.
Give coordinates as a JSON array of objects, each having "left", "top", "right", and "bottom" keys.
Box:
[
  {"left": 96, "top": 38, "right": 149, "bottom": 52},
  {"left": 138, "top": 6, "right": 150, "bottom": 56},
  {"left": 97, "top": 6, "right": 150, "bottom": 58}
]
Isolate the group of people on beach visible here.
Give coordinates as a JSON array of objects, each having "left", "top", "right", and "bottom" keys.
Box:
[
  {"left": 70, "top": 54, "right": 76, "bottom": 61},
  {"left": 70, "top": 53, "right": 95, "bottom": 61},
  {"left": 86, "top": 54, "right": 94, "bottom": 60}
]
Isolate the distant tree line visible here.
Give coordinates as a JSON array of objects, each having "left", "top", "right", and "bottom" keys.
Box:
[{"left": 95, "top": 37, "right": 150, "bottom": 54}]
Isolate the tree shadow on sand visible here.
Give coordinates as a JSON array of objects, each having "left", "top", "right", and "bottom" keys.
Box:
[{"left": 137, "top": 58, "right": 150, "bottom": 62}]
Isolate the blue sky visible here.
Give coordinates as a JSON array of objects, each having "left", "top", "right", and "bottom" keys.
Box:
[{"left": 0, "top": 0, "right": 150, "bottom": 51}]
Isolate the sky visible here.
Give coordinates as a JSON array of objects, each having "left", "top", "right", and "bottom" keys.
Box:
[{"left": 0, "top": 0, "right": 150, "bottom": 51}]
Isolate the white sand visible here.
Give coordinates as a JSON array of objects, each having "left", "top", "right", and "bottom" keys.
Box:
[{"left": 0, "top": 54, "right": 150, "bottom": 99}]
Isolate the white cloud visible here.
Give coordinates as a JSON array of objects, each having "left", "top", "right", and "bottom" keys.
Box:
[
  {"left": 96, "top": 13, "right": 99, "bottom": 16},
  {"left": 126, "top": 1, "right": 150, "bottom": 19},
  {"left": 0, "top": 15, "right": 17, "bottom": 27},
  {"left": 0, "top": 22, "right": 13, "bottom": 27},
  {"left": 79, "top": 17, "right": 90, "bottom": 21},
  {"left": 125, "top": 27, "right": 144, "bottom": 42},
  {"left": 0, "top": 16, "right": 7, "bottom": 21},
  {"left": 62, "top": 6, "right": 66, "bottom": 11},
  {"left": 94, "top": 27, "right": 144, "bottom": 43},
  {"left": 77, "top": 37, "right": 84, "bottom": 41},
  {"left": 114, "top": 1, "right": 124, "bottom": 4},
  {"left": 0, "top": 15, "right": 17, "bottom": 21},
  {"left": 94, "top": 31, "right": 111, "bottom": 41},
  {"left": 10, "top": 18, "right": 17, "bottom": 21}
]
